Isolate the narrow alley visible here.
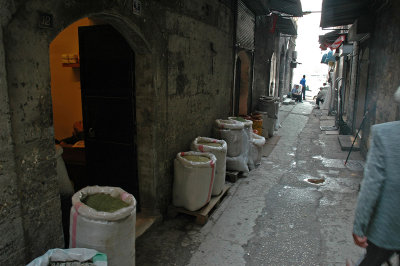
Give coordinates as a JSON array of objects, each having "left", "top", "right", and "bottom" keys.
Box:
[
  {"left": 136, "top": 100, "right": 366, "bottom": 265},
  {"left": 2, "top": 0, "right": 400, "bottom": 265}
]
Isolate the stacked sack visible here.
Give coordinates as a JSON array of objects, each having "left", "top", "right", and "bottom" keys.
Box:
[
  {"left": 214, "top": 119, "right": 249, "bottom": 174},
  {"left": 248, "top": 132, "right": 266, "bottom": 170},
  {"left": 191, "top": 137, "right": 227, "bottom": 196},
  {"left": 228, "top": 117, "right": 254, "bottom": 172},
  {"left": 173, "top": 151, "right": 216, "bottom": 211}
]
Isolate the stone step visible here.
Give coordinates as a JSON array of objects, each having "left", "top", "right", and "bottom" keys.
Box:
[
  {"left": 338, "top": 135, "right": 360, "bottom": 151},
  {"left": 283, "top": 98, "right": 295, "bottom": 105}
]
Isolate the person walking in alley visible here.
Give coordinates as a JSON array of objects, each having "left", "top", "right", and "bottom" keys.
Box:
[
  {"left": 300, "top": 75, "right": 306, "bottom": 100},
  {"left": 348, "top": 86, "right": 400, "bottom": 266}
]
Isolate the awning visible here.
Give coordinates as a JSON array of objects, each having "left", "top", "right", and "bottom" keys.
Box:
[
  {"left": 276, "top": 16, "right": 297, "bottom": 36},
  {"left": 320, "top": 0, "right": 369, "bottom": 28},
  {"left": 330, "top": 35, "right": 345, "bottom": 49},
  {"left": 242, "top": 0, "right": 268, "bottom": 15},
  {"left": 242, "top": 0, "right": 303, "bottom": 17},
  {"left": 269, "top": 0, "right": 303, "bottom": 17},
  {"left": 319, "top": 29, "right": 347, "bottom": 50}
]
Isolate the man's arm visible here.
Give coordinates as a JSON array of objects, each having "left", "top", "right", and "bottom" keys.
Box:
[{"left": 353, "top": 127, "right": 386, "bottom": 240}]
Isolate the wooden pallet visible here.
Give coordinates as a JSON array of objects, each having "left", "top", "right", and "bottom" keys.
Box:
[
  {"left": 168, "top": 183, "right": 231, "bottom": 225},
  {"left": 226, "top": 170, "right": 248, "bottom": 183},
  {"left": 226, "top": 170, "right": 239, "bottom": 183}
]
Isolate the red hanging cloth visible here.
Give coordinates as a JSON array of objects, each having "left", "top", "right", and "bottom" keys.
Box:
[{"left": 329, "top": 35, "right": 346, "bottom": 50}]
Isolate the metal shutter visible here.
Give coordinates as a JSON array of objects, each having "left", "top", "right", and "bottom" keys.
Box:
[{"left": 236, "top": 0, "right": 255, "bottom": 50}]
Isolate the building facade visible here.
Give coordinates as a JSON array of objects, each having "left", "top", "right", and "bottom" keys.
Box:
[
  {"left": 0, "top": 0, "right": 301, "bottom": 264},
  {"left": 320, "top": 0, "right": 400, "bottom": 155}
]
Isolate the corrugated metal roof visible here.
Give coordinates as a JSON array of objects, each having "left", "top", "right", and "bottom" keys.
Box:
[
  {"left": 320, "top": 0, "right": 368, "bottom": 28},
  {"left": 242, "top": 0, "right": 303, "bottom": 17}
]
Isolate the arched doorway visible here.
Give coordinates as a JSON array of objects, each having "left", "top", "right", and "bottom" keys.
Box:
[
  {"left": 46, "top": 14, "right": 153, "bottom": 213},
  {"left": 50, "top": 17, "right": 141, "bottom": 245}
]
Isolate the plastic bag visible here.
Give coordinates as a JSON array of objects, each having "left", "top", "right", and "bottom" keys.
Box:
[
  {"left": 191, "top": 137, "right": 227, "bottom": 196},
  {"left": 173, "top": 151, "right": 216, "bottom": 211},
  {"left": 226, "top": 154, "right": 249, "bottom": 174},
  {"left": 214, "top": 119, "right": 245, "bottom": 157},
  {"left": 70, "top": 186, "right": 136, "bottom": 266},
  {"left": 27, "top": 248, "right": 107, "bottom": 266},
  {"left": 257, "top": 111, "right": 275, "bottom": 138},
  {"left": 228, "top": 117, "right": 253, "bottom": 142},
  {"left": 249, "top": 133, "right": 266, "bottom": 170}
]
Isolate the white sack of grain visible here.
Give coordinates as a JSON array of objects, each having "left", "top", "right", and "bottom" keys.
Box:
[
  {"left": 191, "top": 137, "right": 227, "bottom": 196},
  {"left": 69, "top": 186, "right": 136, "bottom": 266},
  {"left": 173, "top": 151, "right": 217, "bottom": 211},
  {"left": 226, "top": 154, "right": 250, "bottom": 174},
  {"left": 214, "top": 119, "right": 245, "bottom": 157},
  {"left": 248, "top": 132, "right": 266, "bottom": 170}
]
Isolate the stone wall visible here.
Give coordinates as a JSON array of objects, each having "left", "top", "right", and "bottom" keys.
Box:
[
  {"left": 0, "top": 18, "right": 27, "bottom": 266},
  {"left": 0, "top": 0, "right": 235, "bottom": 264}
]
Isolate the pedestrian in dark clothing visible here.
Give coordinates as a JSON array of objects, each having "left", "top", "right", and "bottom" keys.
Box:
[
  {"left": 300, "top": 75, "right": 306, "bottom": 100},
  {"left": 347, "top": 86, "right": 400, "bottom": 266}
]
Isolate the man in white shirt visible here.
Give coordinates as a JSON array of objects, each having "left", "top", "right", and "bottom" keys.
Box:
[{"left": 314, "top": 87, "right": 326, "bottom": 109}]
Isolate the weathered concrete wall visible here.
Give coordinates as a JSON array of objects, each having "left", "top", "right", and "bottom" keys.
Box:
[
  {"left": 253, "top": 16, "right": 277, "bottom": 107},
  {"left": 161, "top": 1, "right": 234, "bottom": 207},
  {"left": 361, "top": 1, "right": 400, "bottom": 154},
  {"left": 0, "top": 0, "right": 234, "bottom": 264}
]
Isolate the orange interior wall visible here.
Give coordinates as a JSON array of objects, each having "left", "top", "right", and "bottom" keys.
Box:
[{"left": 50, "top": 17, "right": 95, "bottom": 140}]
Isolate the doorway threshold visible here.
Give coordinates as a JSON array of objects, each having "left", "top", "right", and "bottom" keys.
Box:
[{"left": 136, "top": 213, "right": 161, "bottom": 239}]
